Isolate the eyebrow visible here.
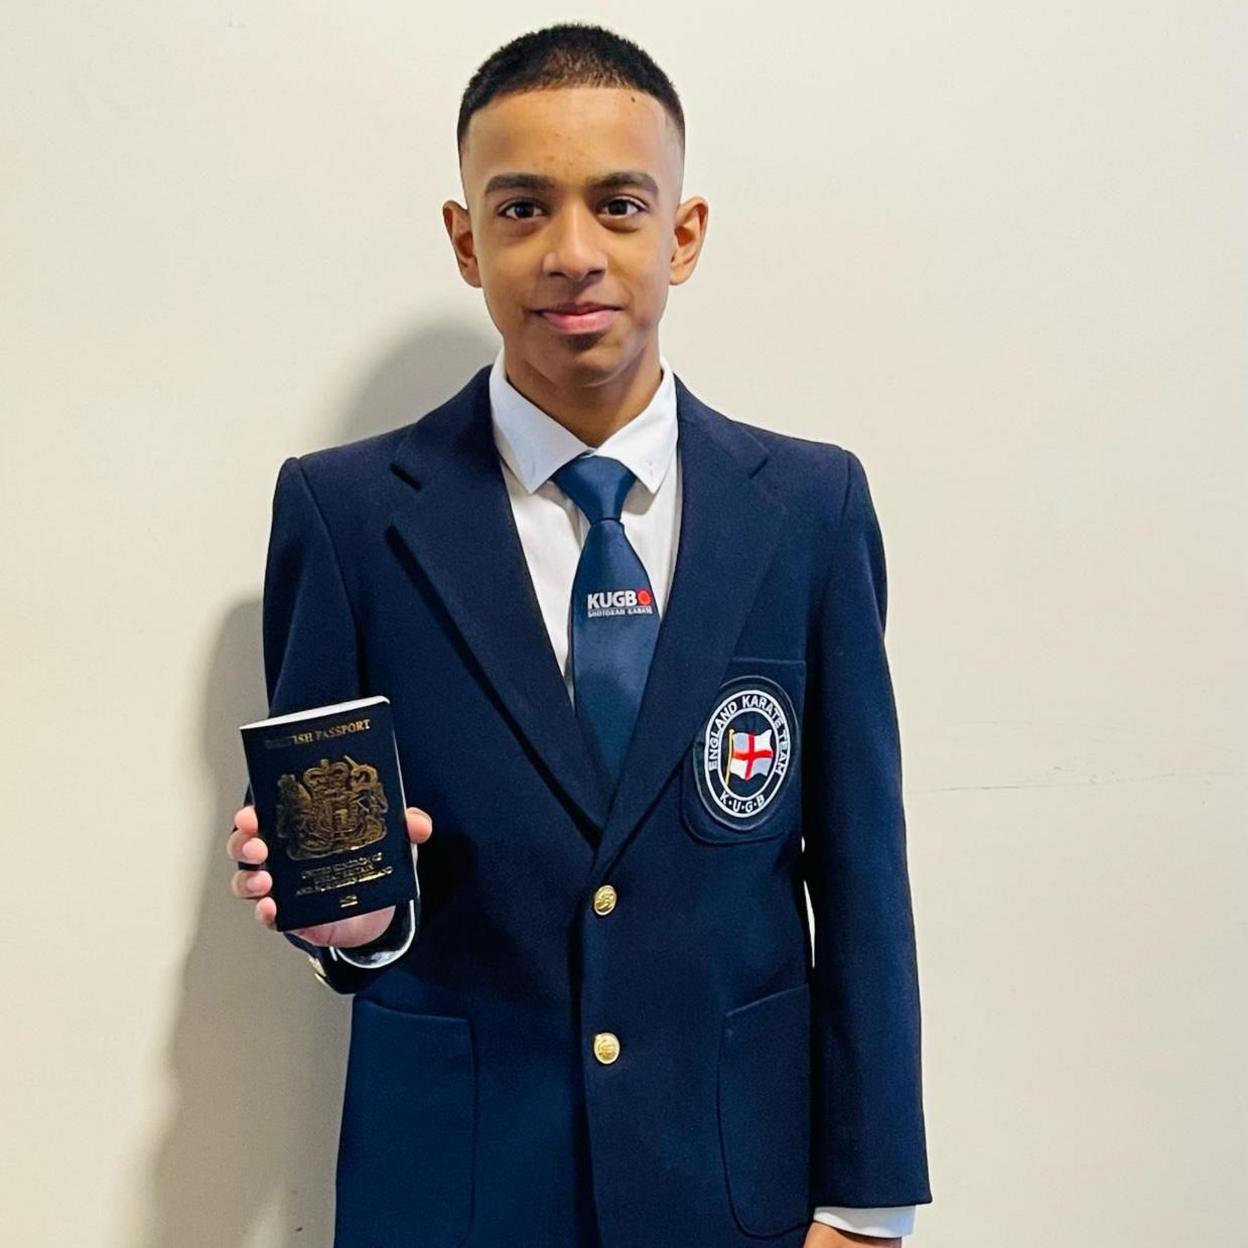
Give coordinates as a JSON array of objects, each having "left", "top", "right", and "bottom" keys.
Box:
[{"left": 483, "top": 170, "right": 660, "bottom": 199}]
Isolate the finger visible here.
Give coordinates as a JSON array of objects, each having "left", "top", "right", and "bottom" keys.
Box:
[
  {"left": 405, "top": 806, "right": 433, "bottom": 843},
  {"left": 254, "top": 896, "right": 277, "bottom": 928},
  {"left": 232, "top": 868, "right": 272, "bottom": 899},
  {"left": 225, "top": 807, "right": 260, "bottom": 859},
  {"left": 227, "top": 827, "right": 269, "bottom": 863}
]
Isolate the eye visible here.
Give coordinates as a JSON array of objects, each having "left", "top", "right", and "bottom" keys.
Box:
[
  {"left": 603, "top": 198, "right": 645, "bottom": 217},
  {"left": 499, "top": 199, "right": 543, "bottom": 221}
]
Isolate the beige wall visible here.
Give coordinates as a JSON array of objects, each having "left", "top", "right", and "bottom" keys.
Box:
[{"left": 3, "top": 4, "right": 1244, "bottom": 1245}]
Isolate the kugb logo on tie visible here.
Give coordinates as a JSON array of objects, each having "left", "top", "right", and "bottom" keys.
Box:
[
  {"left": 692, "top": 673, "right": 797, "bottom": 830},
  {"left": 585, "top": 586, "right": 655, "bottom": 619}
]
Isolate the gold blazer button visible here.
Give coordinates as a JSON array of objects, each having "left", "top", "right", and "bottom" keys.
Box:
[
  {"left": 592, "top": 1031, "right": 621, "bottom": 1064},
  {"left": 592, "top": 884, "right": 617, "bottom": 915}
]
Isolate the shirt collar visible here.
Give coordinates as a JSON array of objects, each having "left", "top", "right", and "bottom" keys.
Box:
[{"left": 489, "top": 343, "right": 678, "bottom": 496}]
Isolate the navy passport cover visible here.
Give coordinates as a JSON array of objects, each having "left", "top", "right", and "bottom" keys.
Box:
[{"left": 239, "top": 696, "right": 418, "bottom": 932}]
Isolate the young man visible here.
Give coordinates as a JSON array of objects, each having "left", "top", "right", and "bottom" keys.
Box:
[{"left": 228, "top": 22, "right": 931, "bottom": 1248}]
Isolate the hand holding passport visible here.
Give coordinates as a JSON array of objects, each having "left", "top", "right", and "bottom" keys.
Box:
[
  {"left": 232, "top": 696, "right": 424, "bottom": 946},
  {"left": 228, "top": 803, "right": 430, "bottom": 946}
]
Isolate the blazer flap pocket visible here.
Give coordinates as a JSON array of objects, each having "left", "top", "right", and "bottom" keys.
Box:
[
  {"left": 336, "top": 998, "right": 476, "bottom": 1248},
  {"left": 718, "top": 981, "right": 812, "bottom": 1236}
]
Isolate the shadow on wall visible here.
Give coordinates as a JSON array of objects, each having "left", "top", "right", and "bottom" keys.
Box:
[{"left": 129, "top": 326, "right": 496, "bottom": 1248}]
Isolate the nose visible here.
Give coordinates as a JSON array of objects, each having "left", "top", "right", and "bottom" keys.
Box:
[{"left": 541, "top": 201, "right": 608, "bottom": 282}]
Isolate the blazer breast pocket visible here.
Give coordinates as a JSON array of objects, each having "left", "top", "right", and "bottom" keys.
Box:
[{"left": 680, "top": 655, "right": 806, "bottom": 846}]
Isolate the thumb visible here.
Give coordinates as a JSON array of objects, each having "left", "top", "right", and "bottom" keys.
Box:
[{"left": 405, "top": 806, "right": 433, "bottom": 843}]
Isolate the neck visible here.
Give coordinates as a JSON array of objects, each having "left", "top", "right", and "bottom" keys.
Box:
[{"left": 502, "top": 344, "right": 663, "bottom": 447}]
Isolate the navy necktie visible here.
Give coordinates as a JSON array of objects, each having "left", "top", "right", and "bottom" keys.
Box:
[{"left": 551, "top": 453, "right": 661, "bottom": 786}]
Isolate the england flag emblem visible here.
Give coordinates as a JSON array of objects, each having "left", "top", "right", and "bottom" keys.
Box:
[{"left": 726, "top": 729, "right": 774, "bottom": 782}]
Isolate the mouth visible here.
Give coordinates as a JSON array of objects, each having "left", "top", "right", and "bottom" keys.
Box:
[{"left": 535, "top": 304, "right": 620, "bottom": 335}]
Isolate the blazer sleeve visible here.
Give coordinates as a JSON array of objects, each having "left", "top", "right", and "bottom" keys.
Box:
[
  {"left": 249, "top": 454, "right": 395, "bottom": 995},
  {"left": 803, "top": 449, "right": 932, "bottom": 1209}
]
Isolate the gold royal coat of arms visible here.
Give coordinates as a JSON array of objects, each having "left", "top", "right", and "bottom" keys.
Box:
[{"left": 275, "top": 755, "right": 390, "bottom": 860}]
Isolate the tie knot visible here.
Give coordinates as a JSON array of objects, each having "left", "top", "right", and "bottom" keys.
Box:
[{"left": 550, "top": 454, "right": 637, "bottom": 525}]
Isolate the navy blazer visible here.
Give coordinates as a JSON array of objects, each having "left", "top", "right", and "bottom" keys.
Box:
[{"left": 249, "top": 362, "right": 931, "bottom": 1247}]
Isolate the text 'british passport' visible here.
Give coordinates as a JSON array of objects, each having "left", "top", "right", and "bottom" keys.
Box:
[{"left": 239, "top": 696, "right": 418, "bottom": 932}]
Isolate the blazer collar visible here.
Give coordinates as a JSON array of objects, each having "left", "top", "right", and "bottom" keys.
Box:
[{"left": 388, "top": 362, "right": 787, "bottom": 878}]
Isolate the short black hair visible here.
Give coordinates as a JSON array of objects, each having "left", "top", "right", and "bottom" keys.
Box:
[{"left": 457, "top": 22, "right": 685, "bottom": 162}]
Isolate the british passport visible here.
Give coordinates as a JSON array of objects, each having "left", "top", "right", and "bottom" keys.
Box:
[{"left": 239, "top": 696, "right": 419, "bottom": 933}]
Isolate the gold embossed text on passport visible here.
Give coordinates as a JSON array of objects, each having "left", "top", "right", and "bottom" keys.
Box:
[
  {"left": 295, "top": 850, "right": 395, "bottom": 898},
  {"left": 263, "top": 717, "right": 372, "bottom": 750},
  {"left": 276, "top": 755, "right": 390, "bottom": 860}
]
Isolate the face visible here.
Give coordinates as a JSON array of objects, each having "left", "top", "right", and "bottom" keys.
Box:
[{"left": 445, "top": 86, "right": 707, "bottom": 393}]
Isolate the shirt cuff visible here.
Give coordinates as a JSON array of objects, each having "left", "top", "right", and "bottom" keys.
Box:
[
  {"left": 329, "top": 899, "right": 416, "bottom": 969},
  {"left": 812, "top": 1205, "right": 917, "bottom": 1238}
]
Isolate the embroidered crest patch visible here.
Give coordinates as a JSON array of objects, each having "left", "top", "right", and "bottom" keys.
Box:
[{"left": 692, "top": 673, "right": 797, "bottom": 831}]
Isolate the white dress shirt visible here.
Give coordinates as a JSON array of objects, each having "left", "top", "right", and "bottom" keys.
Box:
[{"left": 330, "top": 343, "right": 916, "bottom": 1240}]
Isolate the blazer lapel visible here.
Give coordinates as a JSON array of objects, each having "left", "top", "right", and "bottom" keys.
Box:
[
  {"left": 591, "top": 375, "right": 787, "bottom": 878},
  {"left": 385, "top": 363, "right": 788, "bottom": 877},
  {"left": 387, "top": 366, "right": 615, "bottom": 837}
]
